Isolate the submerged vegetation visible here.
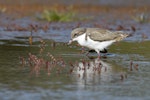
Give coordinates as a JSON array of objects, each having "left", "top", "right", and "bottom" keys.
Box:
[{"left": 19, "top": 37, "right": 144, "bottom": 77}]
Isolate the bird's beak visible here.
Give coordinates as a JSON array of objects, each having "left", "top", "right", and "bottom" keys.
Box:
[{"left": 68, "top": 39, "right": 73, "bottom": 45}]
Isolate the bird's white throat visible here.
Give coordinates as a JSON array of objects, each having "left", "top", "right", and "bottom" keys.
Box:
[{"left": 73, "top": 33, "right": 115, "bottom": 51}]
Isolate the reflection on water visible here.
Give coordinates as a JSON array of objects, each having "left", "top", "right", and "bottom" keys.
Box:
[
  {"left": 0, "top": 40, "right": 150, "bottom": 100},
  {"left": 72, "top": 58, "right": 127, "bottom": 86}
]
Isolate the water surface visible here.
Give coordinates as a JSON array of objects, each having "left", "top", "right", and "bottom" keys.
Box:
[{"left": 0, "top": 39, "right": 149, "bottom": 100}]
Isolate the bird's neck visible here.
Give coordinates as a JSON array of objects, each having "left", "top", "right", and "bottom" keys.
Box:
[{"left": 76, "top": 33, "right": 87, "bottom": 45}]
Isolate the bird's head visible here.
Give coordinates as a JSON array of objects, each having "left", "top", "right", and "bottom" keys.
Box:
[{"left": 68, "top": 28, "right": 86, "bottom": 45}]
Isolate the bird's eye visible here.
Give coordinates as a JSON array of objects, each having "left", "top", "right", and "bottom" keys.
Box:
[{"left": 74, "top": 34, "right": 77, "bottom": 37}]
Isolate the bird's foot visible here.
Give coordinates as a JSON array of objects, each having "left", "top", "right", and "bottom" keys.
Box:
[{"left": 97, "top": 54, "right": 101, "bottom": 60}]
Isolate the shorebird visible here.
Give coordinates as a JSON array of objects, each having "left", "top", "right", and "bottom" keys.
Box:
[{"left": 68, "top": 28, "right": 129, "bottom": 58}]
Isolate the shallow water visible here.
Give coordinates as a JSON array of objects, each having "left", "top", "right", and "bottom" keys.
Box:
[
  {"left": 0, "top": 39, "right": 150, "bottom": 100},
  {"left": 0, "top": 1, "right": 150, "bottom": 99}
]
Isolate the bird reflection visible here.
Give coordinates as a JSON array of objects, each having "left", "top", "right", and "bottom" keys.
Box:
[{"left": 71, "top": 58, "right": 126, "bottom": 86}]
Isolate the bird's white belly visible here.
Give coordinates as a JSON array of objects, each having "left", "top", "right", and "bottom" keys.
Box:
[
  {"left": 85, "top": 37, "right": 115, "bottom": 50},
  {"left": 75, "top": 33, "right": 115, "bottom": 50}
]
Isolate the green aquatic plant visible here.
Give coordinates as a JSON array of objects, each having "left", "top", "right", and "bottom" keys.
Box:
[
  {"left": 38, "top": 10, "right": 75, "bottom": 22},
  {"left": 0, "top": 7, "right": 6, "bottom": 13},
  {"left": 132, "top": 13, "right": 149, "bottom": 23}
]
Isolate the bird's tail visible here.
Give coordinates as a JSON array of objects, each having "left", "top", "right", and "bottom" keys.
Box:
[{"left": 115, "top": 31, "right": 130, "bottom": 41}]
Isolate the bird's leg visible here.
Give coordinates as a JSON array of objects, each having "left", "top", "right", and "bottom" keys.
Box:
[
  {"left": 103, "top": 48, "right": 107, "bottom": 58},
  {"left": 98, "top": 53, "right": 101, "bottom": 60},
  {"left": 96, "top": 50, "right": 101, "bottom": 60},
  {"left": 86, "top": 51, "right": 89, "bottom": 56}
]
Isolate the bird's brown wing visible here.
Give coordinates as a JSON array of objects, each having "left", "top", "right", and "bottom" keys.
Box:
[{"left": 86, "top": 28, "right": 121, "bottom": 42}]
